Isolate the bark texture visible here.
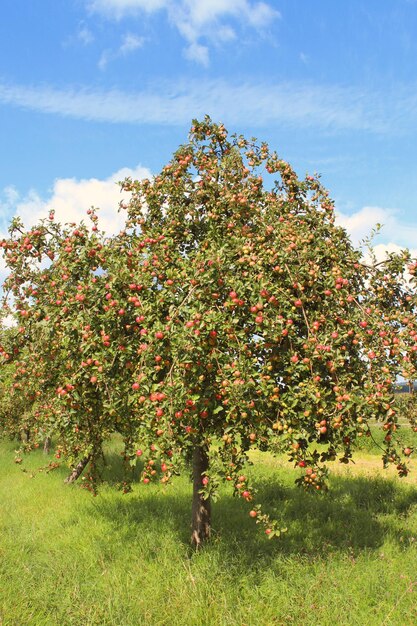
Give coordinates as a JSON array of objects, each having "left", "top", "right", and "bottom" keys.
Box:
[
  {"left": 64, "top": 456, "right": 91, "bottom": 484},
  {"left": 43, "top": 436, "right": 51, "bottom": 455},
  {"left": 191, "top": 444, "right": 211, "bottom": 548},
  {"left": 21, "top": 429, "right": 30, "bottom": 443}
]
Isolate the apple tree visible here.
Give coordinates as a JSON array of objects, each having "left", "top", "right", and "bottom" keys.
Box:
[
  {"left": 1, "top": 117, "right": 416, "bottom": 547},
  {"left": 0, "top": 212, "right": 145, "bottom": 484},
  {"left": 113, "top": 117, "right": 417, "bottom": 545}
]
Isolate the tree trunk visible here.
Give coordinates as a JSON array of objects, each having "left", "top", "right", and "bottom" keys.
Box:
[
  {"left": 21, "top": 428, "right": 30, "bottom": 443},
  {"left": 191, "top": 443, "right": 211, "bottom": 548},
  {"left": 43, "top": 436, "right": 51, "bottom": 455},
  {"left": 64, "top": 456, "right": 91, "bottom": 484}
]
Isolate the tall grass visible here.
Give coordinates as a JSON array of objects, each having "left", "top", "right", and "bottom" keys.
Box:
[{"left": 1, "top": 437, "right": 417, "bottom": 626}]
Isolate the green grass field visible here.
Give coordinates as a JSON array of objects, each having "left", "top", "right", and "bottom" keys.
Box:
[{"left": 1, "top": 436, "right": 417, "bottom": 626}]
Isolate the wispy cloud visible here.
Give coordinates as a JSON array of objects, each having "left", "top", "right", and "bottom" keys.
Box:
[
  {"left": 99, "top": 32, "right": 145, "bottom": 69},
  {"left": 0, "top": 186, "right": 19, "bottom": 233},
  {"left": 88, "top": 0, "right": 167, "bottom": 18},
  {"left": 87, "top": 0, "right": 280, "bottom": 65},
  {"left": 77, "top": 25, "right": 95, "bottom": 45},
  {"left": 1, "top": 78, "right": 415, "bottom": 132},
  {"left": 119, "top": 32, "right": 144, "bottom": 54},
  {"left": 183, "top": 42, "right": 209, "bottom": 66},
  {"left": 63, "top": 22, "right": 95, "bottom": 48}
]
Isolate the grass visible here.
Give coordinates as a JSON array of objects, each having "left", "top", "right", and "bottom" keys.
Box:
[{"left": 1, "top": 437, "right": 417, "bottom": 625}]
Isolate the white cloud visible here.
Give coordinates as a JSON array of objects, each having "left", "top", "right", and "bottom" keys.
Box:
[
  {"left": 3, "top": 315, "right": 16, "bottom": 328},
  {"left": 120, "top": 32, "right": 144, "bottom": 54},
  {"left": 177, "top": 0, "right": 278, "bottom": 29},
  {"left": 87, "top": 0, "right": 279, "bottom": 65},
  {"left": 98, "top": 50, "right": 111, "bottom": 70},
  {"left": 63, "top": 22, "right": 95, "bottom": 48},
  {"left": 0, "top": 186, "right": 19, "bottom": 233},
  {"left": 336, "top": 205, "right": 417, "bottom": 249},
  {"left": 336, "top": 206, "right": 396, "bottom": 245},
  {"left": 0, "top": 166, "right": 151, "bottom": 295},
  {"left": 245, "top": 1, "right": 278, "bottom": 27},
  {"left": 98, "top": 32, "right": 144, "bottom": 69},
  {"left": 216, "top": 25, "right": 236, "bottom": 42},
  {"left": 0, "top": 185, "right": 19, "bottom": 210},
  {"left": 78, "top": 25, "right": 95, "bottom": 45},
  {"left": 371, "top": 242, "right": 417, "bottom": 263},
  {"left": 0, "top": 79, "right": 402, "bottom": 132},
  {"left": 183, "top": 42, "right": 209, "bottom": 66},
  {"left": 336, "top": 205, "right": 417, "bottom": 282},
  {"left": 14, "top": 165, "right": 151, "bottom": 235},
  {"left": 88, "top": 0, "right": 168, "bottom": 18}
]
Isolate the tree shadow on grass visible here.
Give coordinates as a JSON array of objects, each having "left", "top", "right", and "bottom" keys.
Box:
[
  {"left": 97, "top": 449, "right": 144, "bottom": 485},
  {"left": 90, "top": 466, "right": 417, "bottom": 574},
  {"left": 255, "top": 474, "right": 417, "bottom": 556}
]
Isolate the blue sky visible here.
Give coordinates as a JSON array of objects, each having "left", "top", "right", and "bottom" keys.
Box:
[{"left": 1, "top": 0, "right": 417, "bottom": 252}]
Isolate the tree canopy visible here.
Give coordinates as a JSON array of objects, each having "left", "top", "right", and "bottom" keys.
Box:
[{"left": 1, "top": 117, "right": 417, "bottom": 546}]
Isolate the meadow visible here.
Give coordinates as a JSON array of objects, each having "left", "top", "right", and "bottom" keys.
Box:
[{"left": 2, "top": 425, "right": 417, "bottom": 626}]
